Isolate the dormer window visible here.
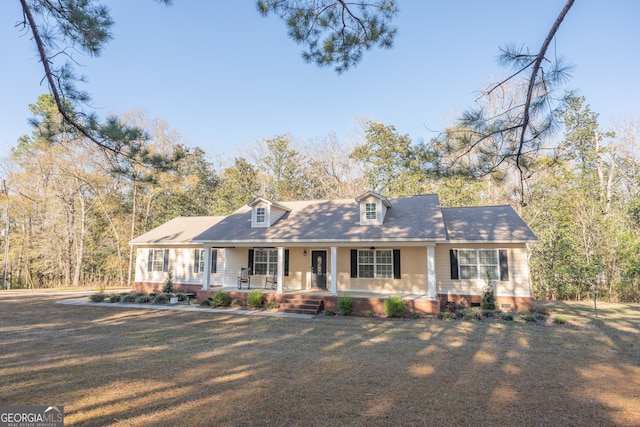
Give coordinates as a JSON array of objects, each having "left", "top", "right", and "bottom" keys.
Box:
[
  {"left": 356, "top": 191, "right": 391, "bottom": 226},
  {"left": 365, "top": 202, "right": 377, "bottom": 220},
  {"left": 255, "top": 207, "right": 266, "bottom": 224},
  {"left": 248, "top": 197, "right": 291, "bottom": 228}
]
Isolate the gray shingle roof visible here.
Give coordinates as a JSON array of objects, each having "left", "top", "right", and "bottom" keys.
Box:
[
  {"left": 194, "top": 194, "right": 447, "bottom": 243},
  {"left": 441, "top": 206, "right": 537, "bottom": 242},
  {"left": 129, "top": 216, "right": 226, "bottom": 244},
  {"left": 130, "top": 196, "right": 537, "bottom": 245}
]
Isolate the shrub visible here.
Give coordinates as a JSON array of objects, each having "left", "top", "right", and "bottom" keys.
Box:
[
  {"left": 162, "top": 269, "right": 174, "bottom": 294},
  {"left": 407, "top": 311, "right": 427, "bottom": 319},
  {"left": 481, "top": 284, "right": 497, "bottom": 310},
  {"left": 176, "top": 292, "right": 187, "bottom": 302},
  {"left": 153, "top": 293, "right": 170, "bottom": 304},
  {"left": 360, "top": 310, "right": 375, "bottom": 318},
  {"left": 481, "top": 309, "right": 497, "bottom": 318},
  {"left": 108, "top": 294, "right": 122, "bottom": 303},
  {"left": 384, "top": 296, "right": 405, "bottom": 318},
  {"left": 530, "top": 305, "right": 550, "bottom": 316},
  {"left": 120, "top": 293, "right": 137, "bottom": 303},
  {"left": 266, "top": 300, "right": 280, "bottom": 310},
  {"left": 200, "top": 298, "right": 212, "bottom": 307},
  {"left": 247, "top": 291, "right": 263, "bottom": 309},
  {"left": 230, "top": 299, "right": 243, "bottom": 309},
  {"left": 444, "top": 301, "right": 467, "bottom": 312},
  {"left": 438, "top": 311, "right": 454, "bottom": 320},
  {"left": 337, "top": 295, "right": 355, "bottom": 316},
  {"left": 460, "top": 307, "right": 482, "bottom": 321},
  {"left": 324, "top": 308, "right": 337, "bottom": 316},
  {"left": 88, "top": 293, "right": 105, "bottom": 302},
  {"left": 212, "top": 290, "right": 230, "bottom": 307},
  {"left": 499, "top": 311, "right": 515, "bottom": 321},
  {"left": 135, "top": 295, "right": 152, "bottom": 303},
  {"left": 553, "top": 315, "right": 568, "bottom": 324}
]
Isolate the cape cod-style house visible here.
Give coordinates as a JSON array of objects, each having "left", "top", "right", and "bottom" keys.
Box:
[{"left": 129, "top": 192, "right": 537, "bottom": 314}]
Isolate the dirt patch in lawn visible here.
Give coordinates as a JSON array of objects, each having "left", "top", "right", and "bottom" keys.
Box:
[{"left": 0, "top": 294, "right": 638, "bottom": 426}]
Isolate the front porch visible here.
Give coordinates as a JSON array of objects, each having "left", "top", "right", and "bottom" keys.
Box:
[{"left": 196, "top": 287, "right": 441, "bottom": 315}]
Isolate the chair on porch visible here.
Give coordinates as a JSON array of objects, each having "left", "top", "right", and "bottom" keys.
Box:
[
  {"left": 237, "top": 267, "right": 251, "bottom": 289},
  {"left": 264, "top": 274, "right": 277, "bottom": 290}
]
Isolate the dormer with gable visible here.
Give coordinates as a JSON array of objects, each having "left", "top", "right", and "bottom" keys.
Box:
[
  {"left": 248, "top": 197, "right": 291, "bottom": 228},
  {"left": 355, "top": 191, "right": 391, "bottom": 225}
]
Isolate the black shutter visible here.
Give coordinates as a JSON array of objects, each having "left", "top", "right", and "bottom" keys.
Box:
[
  {"left": 284, "top": 250, "right": 290, "bottom": 276},
  {"left": 148, "top": 249, "right": 153, "bottom": 272},
  {"left": 450, "top": 250, "right": 459, "bottom": 280},
  {"left": 162, "top": 249, "right": 169, "bottom": 272},
  {"left": 248, "top": 249, "right": 254, "bottom": 275},
  {"left": 393, "top": 249, "right": 401, "bottom": 279},
  {"left": 211, "top": 250, "right": 218, "bottom": 274},
  {"left": 499, "top": 250, "right": 509, "bottom": 281},
  {"left": 350, "top": 249, "right": 358, "bottom": 278},
  {"left": 194, "top": 249, "right": 200, "bottom": 273}
]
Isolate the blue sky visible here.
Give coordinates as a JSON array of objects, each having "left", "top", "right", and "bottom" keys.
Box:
[{"left": 1, "top": 1, "right": 639, "bottom": 161}]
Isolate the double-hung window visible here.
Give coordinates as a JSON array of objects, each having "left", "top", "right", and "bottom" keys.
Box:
[
  {"left": 148, "top": 249, "right": 168, "bottom": 272},
  {"left": 451, "top": 249, "right": 507, "bottom": 281},
  {"left": 255, "top": 207, "right": 266, "bottom": 224},
  {"left": 253, "top": 249, "right": 277, "bottom": 276},
  {"left": 358, "top": 249, "right": 393, "bottom": 279},
  {"left": 365, "top": 202, "right": 377, "bottom": 220},
  {"left": 194, "top": 249, "right": 218, "bottom": 274}
]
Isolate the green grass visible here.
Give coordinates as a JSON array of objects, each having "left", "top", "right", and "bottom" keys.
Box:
[{"left": 0, "top": 295, "right": 638, "bottom": 426}]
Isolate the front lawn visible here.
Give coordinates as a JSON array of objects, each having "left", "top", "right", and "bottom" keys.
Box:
[{"left": 0, "top": 294, "right": 638, "bottom": 426}]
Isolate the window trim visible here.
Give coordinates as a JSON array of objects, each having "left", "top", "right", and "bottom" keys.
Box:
[
  {"left": 148, "top": 248, "right": 168, "bottom": 272},
  {"left": 450, "top": 249, "right": 508, "bottom": 282},
  {"left": 365, "top": 202, "right": 377, "bottom": 220},
  {"left": 255, "top": 206, "right": 267, "bottom": 224},
  {"left": 357, "top": 249, "right": 393, "bottom": 279},
  {"left": 253, "top": 248, "right": 278, "bottom": 276}
]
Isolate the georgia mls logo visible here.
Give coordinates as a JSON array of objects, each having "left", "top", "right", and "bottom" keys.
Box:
[{"left": 0, "top": 405, "right": 64, "bottom": 427}]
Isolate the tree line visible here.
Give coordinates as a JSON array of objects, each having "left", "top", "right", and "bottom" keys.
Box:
[{"left": 1, "top": 93, "right": 639, "bottom": 302}]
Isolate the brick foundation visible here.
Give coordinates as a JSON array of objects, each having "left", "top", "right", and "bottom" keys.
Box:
[{"left": 438, "top": 294, "right": 533, "bottom": 311}]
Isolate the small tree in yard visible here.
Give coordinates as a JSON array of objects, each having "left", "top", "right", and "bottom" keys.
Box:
[
  {"left": 163, "top": 268, "right": 174, "bottom": 294},
  {"left": 481, "top": 283, "right": 498, "bottom": 310}
]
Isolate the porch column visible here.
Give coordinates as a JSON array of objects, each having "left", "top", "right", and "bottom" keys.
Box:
[
  {"left": 330, "top": 246, "right": 338, "bottom": 296},
  {"left": 426, "top": 244, "right": 436, "bottom": 297},
  {"left": 276, "top": 246, "right": 284, "bottom": 294},
  {"left": 202, "top": 246, "right": 211, "bottom": 290}
]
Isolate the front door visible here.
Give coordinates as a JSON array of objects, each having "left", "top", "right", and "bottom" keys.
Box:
[{"left": 311, "top": 250, "right": 327, "bottom": 289}]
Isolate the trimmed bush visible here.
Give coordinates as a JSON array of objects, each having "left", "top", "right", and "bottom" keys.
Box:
[
  {"left": 266, "top": 300, "right": 280, "bottom": 310},
  {"left": 108, "top": 294, "right": 122, "bottom": 303},
  {"left": 230, "top": 299, "right": 243, "bottom": 309},
  {"left": 247, "top": 291, "right": 263, "bottom": 309},
  {"left": 176, "top": 292, "right": 187, "bottom": 302},
  {"left": 438, "top": 311, "right": 454, "bottom": 320},
  {"left": 360, "top": 310, "right": 375, "bottom": 318},
  {"left": 407, "top": 311, "right": 426, "bottom": 319},
  {"left": 337, "top": 295, "right": 355, "bottom": 316},
  {"left": 135, "top": 295, "right": 152, "bottom": 303},
  {"left": 384, "top": 296, "right": 405, "bottom": 318},
  {"left": 499, "top": 311, "right": 515, "bottom": 321},
  {"left": 212, "top": 290, "right": 230, "bottom": 307},
  {"left": 153, "top": 293, "right": 170, "bottom": 304},
  {"left": 553, "top": 315, "right": 568, "bottom": 324},
  {"left": 120, "top": 293, "right": 137, "bottom": 303},
  {"left": 200, "top": 298, "right": 212, "bottom": 307},
  {"left": 88, "top": 293, "right": 106, "bottom": 302}
]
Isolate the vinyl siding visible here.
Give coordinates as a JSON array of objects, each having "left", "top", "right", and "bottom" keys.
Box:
[
  {"left": 435, "top": 243, "right": 531, "bottom": 297},
  {"left": 135, "top": 246, "right": 223, "bottom": 285}
]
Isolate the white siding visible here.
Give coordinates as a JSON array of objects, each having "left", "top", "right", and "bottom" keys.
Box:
[{"left": 435, "top": 243, "right": 532, "bottom": 298}]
